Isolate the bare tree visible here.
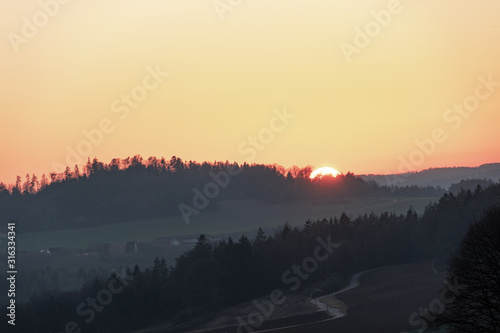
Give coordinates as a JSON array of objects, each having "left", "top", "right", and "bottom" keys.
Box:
[{"left": 427, "top": 206, "right": 500, "bottom": 332}]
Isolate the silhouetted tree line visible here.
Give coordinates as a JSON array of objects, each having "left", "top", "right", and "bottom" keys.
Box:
[
  {"left": 448, "top": 178, "right": 494, "bottom": 194},
  {"left": 0, "top": 156, "right": 444, "bottom": 232},
  {"left": 8, "top": 182, "right": 500, "bottom": 333},
  {"left": 416, "top": 183, "right": 500, "bottom": 262}
]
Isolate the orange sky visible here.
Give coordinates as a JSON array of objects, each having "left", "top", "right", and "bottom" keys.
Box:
[{"left": 1, "top": 0, "right": 500, "bottom": 184}]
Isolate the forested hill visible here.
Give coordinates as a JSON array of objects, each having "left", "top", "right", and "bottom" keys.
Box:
[
  {"left": 362, "top": 163, "right": 500, "bottom": 188},
  {"left": 0, "top": 156, "right": 444, "bottom": 232}
]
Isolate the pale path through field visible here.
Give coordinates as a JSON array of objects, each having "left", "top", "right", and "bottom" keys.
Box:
[{"left": 311, "top": 267, "right": 388, "bottom": 318}]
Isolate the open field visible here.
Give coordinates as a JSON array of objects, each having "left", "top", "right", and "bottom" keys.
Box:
[
  {"left": 179, "top": 261, "right": 445, "bottom": 333},
  {"left": 318, "top": 262, "right": 445, "bottom": 332},
  {"left": 18, "top": 196, "right": 438, "bottom": 251}
]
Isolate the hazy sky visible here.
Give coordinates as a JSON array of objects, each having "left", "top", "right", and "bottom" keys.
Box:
[{"left": 1, "top": 0, "right": 500, "bottom": 183}]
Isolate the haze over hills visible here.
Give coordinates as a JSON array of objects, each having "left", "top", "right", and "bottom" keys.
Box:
[{"left": 361, "top": 163, "right": 500, "bottom": 189}]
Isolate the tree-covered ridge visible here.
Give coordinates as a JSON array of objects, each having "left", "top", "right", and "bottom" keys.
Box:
[{"left": 0, "top": 156, "right": 444, "bottom": 232}]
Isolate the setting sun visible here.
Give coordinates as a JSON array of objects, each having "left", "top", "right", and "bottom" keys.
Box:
[{"left": 310, "top": 167, "right": 340, "bottom": 179}]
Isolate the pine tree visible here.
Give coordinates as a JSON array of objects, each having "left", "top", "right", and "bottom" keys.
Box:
[
  {"left": 30, "top": 174, "right": 39, "bottom": 193},
  {"left": 40, "top": 174, "right": 48, "bottom": 189},
  {"left": 13, "top": 175, "right": 22, "bottom": 194},
  {"left": 49, "top": 172, "right": 57, "bottom": 183},
  {"left": 73, "top": 164, "right": 80, "bottom": 179},
  {"left": 23, "top": 174, "right": 31, "bottom": 193},
  {"left": 64, "top": 167, "right": 72, "bottom": 180},
  {"left": 255, "top": 227, "right": 267, "bottom": 242},
  {"left": 84, "top": 158, "right": 92, "bottom": 177}
]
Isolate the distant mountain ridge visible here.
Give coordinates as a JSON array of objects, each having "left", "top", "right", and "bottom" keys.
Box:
[{"left": 361, "top": 163, "right": 500, "bottom": 189}]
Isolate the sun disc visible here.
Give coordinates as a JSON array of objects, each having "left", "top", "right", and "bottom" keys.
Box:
[{"left": 310, "top": 167, "right": 340, "bottom": 179}]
